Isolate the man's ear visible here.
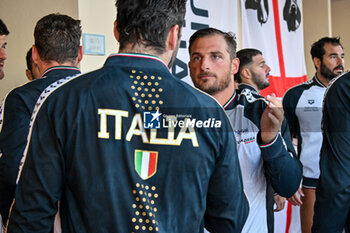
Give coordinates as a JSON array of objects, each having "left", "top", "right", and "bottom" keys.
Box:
[
  {"left": 32, "top": 45, "right": 39, "bottom": 64},
  {"left": 77, "top": 46, "right": 83, "bottom": 64},
  {"left": 113, "top": 20, "right": 120, "bottom": 42},
  {"left": 231, "top": 57, "right": 240, "bottom": 75},
  {"left": 241, "top": 67, "right": 252, "bottom": 80},
  {"left": 167, "top": 24, "right": 180, "bottom": 51},
  {"left": 26, "top": 69, "right": 34, "bottom": 81},
  {"left": 313, "top": 57, "right": 321, "bottom": 70}
]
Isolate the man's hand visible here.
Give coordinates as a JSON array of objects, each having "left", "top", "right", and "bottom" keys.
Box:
[
  {"left": 260, "top": 94, "right": 284, "bottom": 143},
  {"left": 287, "top": 188, "right": 304, "bottom": 206},
  {"left": 274, "top": 195, "right": 286, "bottom": 212}
]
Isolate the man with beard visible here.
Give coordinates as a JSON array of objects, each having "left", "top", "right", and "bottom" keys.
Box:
[
  {"left": 189, "top": 28, "right": 302, "bottom": 233},
  {"left": 235, "top": 48, "right": 289, "bottom": 233},
  {"left": 0, "top": 19, "right": 9, "bottom": 80},
  {"left": 283, "top": 37, "right": 344, "bottom": 233},
  {"left": 6, "top": 1, "right": 249, "bottom": 233},
  {"left": 235, "top": 48, "right": 271, "bottom": 91}
]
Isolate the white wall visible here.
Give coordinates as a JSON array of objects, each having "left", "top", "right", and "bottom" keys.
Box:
[
  {"left": 0, "top": 0, "right": 118, "bottom": 100},
  {"left": 78, "top": 0, "right": 119, "bottom": 74},
  {"left": 0, "top": 0, "right": 78, "bottom": 100},
  {"left": 331, "top": 0, "right": 350, "bottom": 70},
  {"left": 303, "top": 0, "right": 332, "bottom": 77}
]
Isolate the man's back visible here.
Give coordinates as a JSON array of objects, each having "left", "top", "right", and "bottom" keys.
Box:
[
  {"left": 0, "top": 67, "right": 81, "bottom": 224},
  {"left": 7, "top": 54, "right": 248, "bottom": 233},
  {"left": 313, "top": 70, "right": 350, "bottom": 232}
]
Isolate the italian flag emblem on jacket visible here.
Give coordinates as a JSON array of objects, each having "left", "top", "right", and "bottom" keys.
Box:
[{"left": 135, "top": 150, "right": 158, "bottom": 180}]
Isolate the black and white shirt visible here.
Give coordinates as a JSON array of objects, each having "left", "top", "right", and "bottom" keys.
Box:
[
  {"left": 224, "top": 83, "right": 302, "bottom": 233},
  {"left": 283, "top": 75, "right": 326, "bottom": 185}
]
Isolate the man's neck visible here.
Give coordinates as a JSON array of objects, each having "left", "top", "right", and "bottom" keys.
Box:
[
  {"left": 211, "top": 82, "right": 236, "bottom": 106},
  {"left": 316, "top": 72, "right": 330, "bottom": 86},
  {"left": 119, "top": 44, "right": 170, "bottom": 67},
  {"left": 38, "top": 60, "right": 77, "bottom": 77}
]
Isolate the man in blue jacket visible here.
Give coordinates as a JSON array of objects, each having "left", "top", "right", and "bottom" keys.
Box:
[
  {"left": 6, "top": 1, "right": 249, "bottom": 232},
  {"left": 0, "top": 13, "right": 82, "bottom": 228}
]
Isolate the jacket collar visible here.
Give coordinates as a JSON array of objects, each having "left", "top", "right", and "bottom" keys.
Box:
[{"left": 40, "top": 66, "right": 80, "bottom": 79}]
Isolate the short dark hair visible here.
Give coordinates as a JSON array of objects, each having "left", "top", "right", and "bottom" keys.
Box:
[
  {"left": 311, "top": 37, "right": 343, "bottom": 61},
  {"left": 188, "top": 27, "right": 237, "bottom": 60},
  {"left": 234, "top": 48, "right": 262, "bottom": 83},
  {"left": 0, "top": 19, "right": 9, "bottom": 35},
  {"left": 26, "top": 48, "right": 33, "bottom": 71},
  {"left": 34, "top": 13, "right": 81, "bottom": 64},
  {"left": 115, "top": 0, "right": 186, "bottom": 54}
]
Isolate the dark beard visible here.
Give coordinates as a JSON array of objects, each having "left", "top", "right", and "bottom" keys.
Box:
[
  {"left": 252, "top": 72, "right": 270, "bottom": 91},
  {"left": 202, "top": 74, "right": 231, "bottom": 95},
  {"left": 255, "top": 78, "right": 270, "bottom": 91},
  {"left": 320, "top": 62, "right": 343, "bottom": 80}
]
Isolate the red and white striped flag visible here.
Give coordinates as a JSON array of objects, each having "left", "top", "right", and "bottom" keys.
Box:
[{"left": 241, "top": 0, "right": 307, "bottom": 97}]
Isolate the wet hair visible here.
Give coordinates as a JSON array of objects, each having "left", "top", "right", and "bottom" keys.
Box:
[
  {"left": 115, "top": 0, "right": 186, "bottom": 54},
  {"left": 311, "top": 37, "right": 343, "bottom": 61},
  {"left": 188, "top": 27, "right": 237, "bottom": 60},
  {"left": 234, "top": 48, "right": 262, "bottom": 83},
  {"left": 0, "top": 19, "right": 9, "bottom": 35},
  {"left": 34, "top": 13, "right": 81, "bottom": 63}
]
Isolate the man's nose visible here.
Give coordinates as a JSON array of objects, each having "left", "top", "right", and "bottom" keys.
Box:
[
  {"left": 0, "top": 48, "right": 7, "bottom": 61},
  {"left": 200, "top": 57, "right": 210, "bottom": 71}
]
